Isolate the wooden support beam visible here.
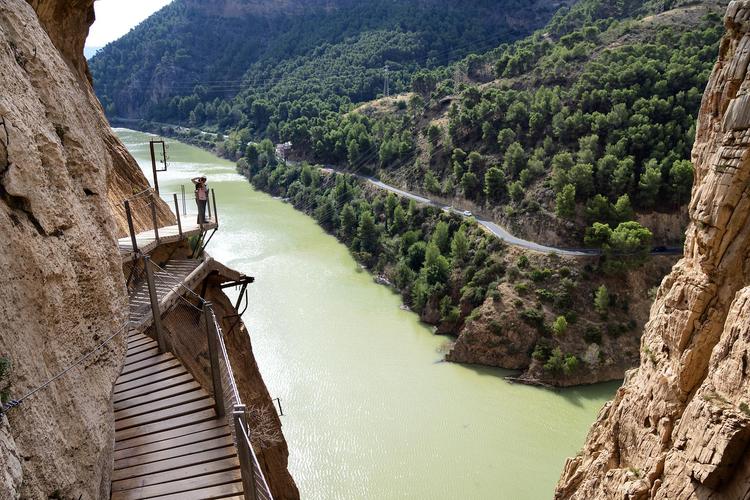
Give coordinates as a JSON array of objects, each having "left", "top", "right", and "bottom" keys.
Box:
[
  {"left": 150, "top": 194, "right": 160, "bottom": 243},
  {"left": 143, "top": 256, "right": 167, "bottom": 353},
  {"left": 203, "top": 303, "right": 225, "bottom": 417},
  {"left": 124, "top": 200, "right": 138, "bottom": 254},
  {"left": 174, "top": 193, "right": 183, "bottom": 238}
]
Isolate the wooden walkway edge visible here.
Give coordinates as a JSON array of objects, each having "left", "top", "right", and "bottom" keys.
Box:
[
  {"left": 111, "top": 331, "right": 245, "bottom": 499},
  {"left": 119, "top": 220, "right": 218, "bottom": 263}
]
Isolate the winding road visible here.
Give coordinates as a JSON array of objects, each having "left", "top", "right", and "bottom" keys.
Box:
[
  {"left": 364, "top": 177, "right": 600, "bottom": 256},
  {"left": 320, "top": 166, "right": 682, "bottom": 258}
]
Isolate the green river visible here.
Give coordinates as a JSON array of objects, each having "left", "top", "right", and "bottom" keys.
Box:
[{"left": 118, "top": 129, "right": 619, "bottom": 500}]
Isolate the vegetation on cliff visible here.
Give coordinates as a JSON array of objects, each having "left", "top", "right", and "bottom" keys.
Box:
[
  {"left": 116, "top": 1, "right": 724, "bottom": 252},
  {"left": 94, "top": 0, "right": 727, "bottom": 384},
  {"left": 557, "top": 2, "right": 750, "bottom": 495}
]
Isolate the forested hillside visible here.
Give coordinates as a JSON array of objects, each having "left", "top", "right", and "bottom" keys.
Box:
[
  {"left": 91, "top": 0, "right": 730, "bottom": 384},
  {"left": 297, "top": 0, "right": 725, "bottom": 247},
  {"left": 230, "top": 0, "right": 728, "bottom": 385},
  {"left": 90, "top": 0, "right": 571, "bottom": 133}
]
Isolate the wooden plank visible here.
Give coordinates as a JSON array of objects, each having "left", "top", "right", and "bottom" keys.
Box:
[
  {"left": 126, "top": 339, "right": 154, "bottom": 352},
  {"left": 127, "top": 340, "right": 159, "bottom": 357},
  {"left": 111, "top": 457, "right": 239, "bottom": 493},
  {"left": 127, "top": 333, "right": 149, "bottom": 344},
  {"left": 111, "top": 445, "right": 237, "bottom": 481},
  {"left": 124, "top": 347, "right": 161, "bottom": 366},
  {"left": 112, "top": 469, "right": 241, "bottom": 499},
  {"left": 141, "top": 481, "right": 243, "bottom": 500},
  {"left": 115, "top": 408, "right": 218, "bottom": 445},
  {"left": 114, "top": 380, "right": 201, "bottom": 410},
  {"left": 127, "top": 337, "right": 154, "bottom": 349},
  {"left": 115, "top": 359, "right": 186, "bottom": 393},
  {"left": 115, "top": 398, "right": 216, "bottom": 431},
  {"left": 115, "top": 388, "right": 210, "bottom": 422},
  {"left": 115, "top": 417, "right": 226, "bottom": 452},
  {"left": 114, "top": 433, "right": 234, "bottom": 470},
  {"left": 119, "top": 354, "right": 177, "bottom": 378},
  {"left": 117, "top": 359, "right": 182, "bottom": 385},
  {"left": 114, "top": 372, "right": 193, "bottom": 404},
  {"left": 113, "top": 426, "right": 231, "bottom": 462}
]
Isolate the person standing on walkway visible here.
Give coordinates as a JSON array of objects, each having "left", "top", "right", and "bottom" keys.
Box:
[{"left": 192, "top": 176, "right": 208, "bottom": 224}]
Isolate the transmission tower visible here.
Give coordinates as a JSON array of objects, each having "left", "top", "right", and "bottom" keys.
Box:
[{"left": 384, "top": 64, "right": 390, "bottom": 97}]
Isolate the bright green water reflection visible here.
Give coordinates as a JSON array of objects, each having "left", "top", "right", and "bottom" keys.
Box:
[{"left": 117, "top": 129, "right": 619, "bottom": 500}]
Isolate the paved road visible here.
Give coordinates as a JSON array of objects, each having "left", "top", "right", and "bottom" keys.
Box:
[
  {"left": 308, "top": 162, "right": 682, "bottom": 257},
  {"left": 364, "top": 176, "right": 606, "bottom": 256}
]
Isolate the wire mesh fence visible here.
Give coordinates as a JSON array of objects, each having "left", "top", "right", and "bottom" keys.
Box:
[{"left": 132, "top": 257, "right": 273, "bottom": 500}]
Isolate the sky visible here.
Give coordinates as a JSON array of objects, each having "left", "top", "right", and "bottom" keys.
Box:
[{"left": 86, "top": 0, "right": 174, "bottom": 48}]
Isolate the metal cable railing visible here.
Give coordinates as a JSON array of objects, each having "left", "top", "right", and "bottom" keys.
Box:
[
  {"left": 206, "top": 307, "right": 274, "bottom": 500},
  {"left": 137, "top": 257, "right": 274, "bottom": 500},
  {"left": 1, "top": 321, "right": 131, "bottom": 414}
]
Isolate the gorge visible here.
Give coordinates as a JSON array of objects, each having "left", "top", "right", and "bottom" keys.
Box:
[
  {"left": 3, "top": 0, "right": 750, "bottom": 498},
  {"left": 118, "top": 128, "right": 619, "bottom": 499}
]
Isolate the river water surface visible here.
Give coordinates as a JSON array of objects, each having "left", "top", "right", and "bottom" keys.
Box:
[{"left": 118, "top": 129, "right": 619, "bottom": 500}]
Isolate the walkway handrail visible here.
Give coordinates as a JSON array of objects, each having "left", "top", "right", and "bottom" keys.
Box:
[
  {"left": 204, "top": 304, "right": 274, "bottom": 500},
  {"left": 208, "top": 306, "right": 240, "bottom": 404},
  {"left": 142, "top": 258, "right": 272, "bottom": 500},
  {"left": 123, "top": 192, "right": 162, "bottom": 255}
]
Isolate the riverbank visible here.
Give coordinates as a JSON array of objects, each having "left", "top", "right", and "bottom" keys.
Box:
[
  {"left": 238, "top": 158, "right": 677, "bottom": 387},
  {"left": 110, "top": 117, "right": 225, "bottom": 152}
]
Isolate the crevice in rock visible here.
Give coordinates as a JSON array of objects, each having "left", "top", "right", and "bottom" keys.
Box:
[
  {"left": 8, "top": 40, "right": 27, "bottom": 70},
  {"left": 53, "top": 123, "right": 65, "bottom": 143},
  {"left": 0, "top": 182, "right": 46, "bottom": 236}
]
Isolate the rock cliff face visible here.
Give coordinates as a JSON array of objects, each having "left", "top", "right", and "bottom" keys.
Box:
[
  {"left": 0, "top": 0, "right": 152, "bottom": 497},
  {"left": 556, "top": 2, "right": 750, "bottom": 497},
  {"left": 1, "top": 1, "right": 295, "bottom": 498},
  {"left": 445, "top": 248, "right": 675, "bottom": 387}
]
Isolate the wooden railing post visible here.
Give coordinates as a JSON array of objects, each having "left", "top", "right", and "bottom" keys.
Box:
[
  {"left": 234, "top": 405, "right": 258, "bottom": 500},
  {"left": 150, "top": 141, "right": 160, "bottom": 195},
  {"left": 143, "top": 256, "right": 166, "bottom": 353},
  {"left": 211, "top": 188, "right": 218, "bottom": 225},
  {"left": 124, "top": 200, "right": 138, "bottom": 254},
  {"left": 207, "top": 188, "right": 213, "bottom": 221},
  {"left": 149, "top": 194, "right": 160, "bottom": 243},
  {"left": 173, "top": 193, "right": 183, "bottom": 238},
  {"left": 204, "top": 303, "right": 225, "bottom": 417}
]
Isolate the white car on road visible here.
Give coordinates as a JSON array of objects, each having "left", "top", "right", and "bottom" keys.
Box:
[{"left": 462, "top": 210, "right": 473, "bottom": 217}]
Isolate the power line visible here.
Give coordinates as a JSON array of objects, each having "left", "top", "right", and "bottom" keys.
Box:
[{"left": 108, "top": 32, "right": 514, "bottom": 99}]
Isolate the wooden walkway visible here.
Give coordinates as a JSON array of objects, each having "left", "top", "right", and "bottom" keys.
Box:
[
  {"left": 119, "top": 220, "right": 218, "bottom": 262},
  {"left": 111, "top": 330, "right": 245, "bottom": 499}
]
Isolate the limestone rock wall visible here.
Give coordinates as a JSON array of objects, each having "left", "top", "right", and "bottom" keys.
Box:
[
  {"left": 556, "top": 2, "right": 750, "bottom": 498},
  {"left": 0, "top": 0, "right": 169, "bottom": 498}
]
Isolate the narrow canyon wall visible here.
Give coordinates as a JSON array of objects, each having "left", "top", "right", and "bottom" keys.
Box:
[
  {"left": 556, "top": 2, "right": 750, "bottom": 498},
  {"left": 0, "top": 0, "right": 170, "bottom": 498}
]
